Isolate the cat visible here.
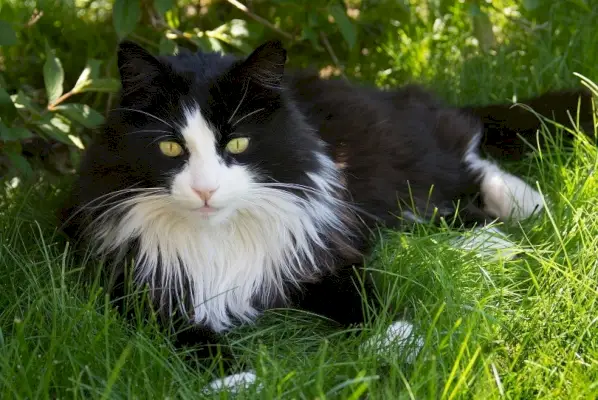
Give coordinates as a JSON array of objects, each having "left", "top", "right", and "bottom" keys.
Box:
[{"left": 59, "top": 39, "right": 595, "bottom": 393}]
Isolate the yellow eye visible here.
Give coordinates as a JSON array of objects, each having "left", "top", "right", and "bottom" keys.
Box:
[
  {"left": 225, "top": 137, "right": 250, "bottom": 154},
  {"left": 159, "top": 141, "right": 183, "bottom": 157}
]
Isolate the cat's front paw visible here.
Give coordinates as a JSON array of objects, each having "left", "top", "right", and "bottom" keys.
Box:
[
  {"left": 452, "top": 225, "right": 525, "bottom": 261},
  {"left": 361, "top": 320, "right": 424, "bottom": 364},
  {"left": 204, "top": 371, "right": 262, "bottom": 394}
]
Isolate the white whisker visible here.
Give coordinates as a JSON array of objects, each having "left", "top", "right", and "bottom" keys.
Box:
[
  {"left": 149, "top": 135, "right": 178, "bottom": 146},
  {"left": 227, "top": 79, "right": 250, "bottom": 125},
  {"left": 254, "top": 182, "right": 373, "bottom": 220},
  {"left": 61, "top": 185, "right": 167, "bottom": 230},
  {"left": 126, "top": 129, "right": 174, "bottom": 136},
  {"left": 232, "top": 108, "right": 265, "bottom": 127},
  {"left": 113, "top": 107, "right": 174, "bottom": 129}
]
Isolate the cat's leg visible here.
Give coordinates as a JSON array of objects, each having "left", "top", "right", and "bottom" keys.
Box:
[
  {"left": 203, "top": 268, "right": 383, "bottom": 394},
  {"left": 112, "top": 282, "right": 257, "bottom": 393},
  {"left": 203, "top": 372, "right": 260, "bottom": 393},
  {"left": 176, "top": 320, "right": 284, "bottom": 395},
  {"left": 447, "top": 131, "right": 545, "bottom": 261},
  {"left": 464, "top": 132, "right": 545, "bottom": 221},
  {"left": 292, "top": 266, "right": 374, "bottom": 326},
  {"left": 201, "top": 263, "right": 428, "bottom": 394},
  {"left": 173, "top": 325, "right": 262, "bottom": 394},
  {"left": 174, "top": 326, "right": 268, "bottom": 394},
  {"left": 293, "top": 267, "right": 424, "bottom": 363},
  {"left": 105, "top": 260, "right": 258, "bottom": 394},
  {"left": 359, "top": 320, "right": 424, "bottom": 364}
]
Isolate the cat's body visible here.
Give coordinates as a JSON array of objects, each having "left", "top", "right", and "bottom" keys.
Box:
[{"left": 60, "top": 40, "right": 594, "bottom": 391}]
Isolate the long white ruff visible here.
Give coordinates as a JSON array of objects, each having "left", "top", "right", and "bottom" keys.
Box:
[{"left": 89, "top": 153, "right": 354, "bottom": 332}]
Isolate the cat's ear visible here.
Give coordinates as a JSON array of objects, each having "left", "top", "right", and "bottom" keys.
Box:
[
  {"left": 117, "top": 41, "right": 168, "bottom": 95},
  {"left": 237, "top": 40, "right": 287, "bottom": 88}
]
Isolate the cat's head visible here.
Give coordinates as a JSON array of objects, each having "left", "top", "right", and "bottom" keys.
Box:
[{"left": 95, "top": 40, "right": 334, "bottom": 226}]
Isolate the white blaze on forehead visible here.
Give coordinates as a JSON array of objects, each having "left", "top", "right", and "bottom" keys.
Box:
[{"left": 180, "top": 106, "right": 222, "bottom": 191}]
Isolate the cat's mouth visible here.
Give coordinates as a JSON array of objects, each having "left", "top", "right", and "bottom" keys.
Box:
[
  {"left": 189, "top": 204, "right": 237, "bottom": 224},
  {"left": 193, "top": 205, "right": 219, "bottom": 215}
]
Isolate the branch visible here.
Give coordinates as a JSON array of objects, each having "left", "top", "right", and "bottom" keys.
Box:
[
  {"left": 47, "top": 91, "right": 75, "bottom": 111},
  {"left": 225, "top": 0, "right": 296, "bottom": 41},
  {"left": 24, "top": 9, "right": 43, "bottom": 28},
  {"left": 319, "top": 32, "right": 347, "bottom": 80},
  {"left": 149, "top": 13, "right": 204, "bottom": 48}
]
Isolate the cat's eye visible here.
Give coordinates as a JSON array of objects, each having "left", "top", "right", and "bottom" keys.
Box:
[
  {"left": 225, "top": 137, "right": 250, "bottom": 154},
  {"left": 159, "top": 141, "right": 183, "bottom": 157}
]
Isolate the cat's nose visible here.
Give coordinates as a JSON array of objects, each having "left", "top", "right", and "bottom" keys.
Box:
[{"left": 192, "top": 187, "right": 219, "bottom": 202}]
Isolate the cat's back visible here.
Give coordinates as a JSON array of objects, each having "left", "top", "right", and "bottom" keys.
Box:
[
  {"left": 286, "top": 72, "right": 482, "bottom": 226},
  {"left": 286, "top": 72, "right": 449, "bottom": 154}
]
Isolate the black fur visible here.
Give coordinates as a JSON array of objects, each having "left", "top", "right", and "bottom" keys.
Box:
[{"left": 59, "top": 40, "right": 595, "bottom": 375}]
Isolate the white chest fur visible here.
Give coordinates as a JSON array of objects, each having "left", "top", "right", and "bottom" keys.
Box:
[{"left": 92, "top": 182, "right": 347, "bottom": 332}]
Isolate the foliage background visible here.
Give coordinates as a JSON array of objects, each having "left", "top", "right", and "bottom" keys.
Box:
[{"left": 1, "top": 0, "right": 596, "bottom": 181}]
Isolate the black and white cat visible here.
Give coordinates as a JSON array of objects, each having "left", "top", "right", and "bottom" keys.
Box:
[{"left": 60, "top": 40, "right": 593, "bottom": 392}]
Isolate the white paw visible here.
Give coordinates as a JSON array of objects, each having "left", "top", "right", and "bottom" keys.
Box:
[
  {"left": 480, "top": 166, "right": 544, "bottom": 221},
  {"left": 452, "top": 226, "right": 524, "bottom": 261},
  {"left": 464, "top": 147, "right": 545, "bottom": 221},
  {"left": 361, "top": 320, "right": 424, "bottom": 364},
  {"left": 204, "top": 371, "right": 261, "bottom": 394}
]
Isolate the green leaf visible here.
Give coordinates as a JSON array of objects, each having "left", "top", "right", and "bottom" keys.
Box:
[
  {"left": 328, "top": 4, "right": 357, "bottom": 50},
  {"left": 86, "top": 59, "right": 103, "bottom": 80},
  {"left": 301, "top": 26, "right": 323, "bottom": 51},
  {"left": 0, "top": 120, "right": 9, "bottom": 138},
  {"left": 54, "top": 103, "right": 105, "bottom": 129},
  {"left": 6, "top": 152, "right": 33, "bottom": 177},
  {"left": 1, "top": 137, "right": 21, "bottom": 154},
  {"left": 75, "top": 78, "right": 121, "bottom": 94},
  {"left": 522, "top": 0, "right": 540, "bottom": 11},
  {"left": 0, "top": 87, "right": 17, "bottom": 123},
  {"left": 208, "top": 19, "right": 259, "bottom": 53},
  {"left": 11, "top": 90, "right": 42, "bottom": 113},
  {"left": 69, "top": 147, "right": 82, "bottom": 170},
  {"left": 2, "top": 139, "right": 32, "bottom": 177},
  {"left": 154, "top": 0, "right": 174, "bottom": 15},
  {"left": 43, "top": 43, "right": 64, "bottom": 105},
  {"left": 192, "top": 35, "right": 224, "bottom": 53},
  {"left": 68, "top": 134, "right": 85, "bottom": 150},
  {"left": 470, "top": 4, "right": 495, "bottom": 52},
  {"left": 72, "top": 59, "right": 103, "bottom": 93},
  {"left": 0, "top": 127, "right": 33, "bottom": 141},
  {"left": 159, "top": 36, "right": 177, "bottom": 55},
  {"left": 0, "top": 20, "right": 17, "bottom": 46},
  {"left": 36, "top": 117, "right": 71, "bottom": 145},
  {"left": 113, "top": 0, "right": 141, "bottom": 39},
  {"left": 165, "top": 9, "right": 180, "bottom": 29},
  {"left": 50, "top": 116, "right": 71, "bottom": 134}
]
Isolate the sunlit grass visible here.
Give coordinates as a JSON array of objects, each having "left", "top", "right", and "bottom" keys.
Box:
[{"left": 1, "top": 2, "right": 598, "bottom": 399}]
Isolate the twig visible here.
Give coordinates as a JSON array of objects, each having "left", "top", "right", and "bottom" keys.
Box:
[
  {"left": 130, "top": 33, "right": 160, "bottom": 49},
  {"left": 225, "top": 0, "right": 296, "bottom": 41},
  {"left": 24, "top": 9, "right": 43, "bottom": 28},
  {"left": 47, "top": 91, "right": 75, "bottom": 111},
  {"left": 319, "top": 32, "right": 347, "bottom": 80},
  {"left": 149, "top": 14, "right": 200, "bottom": 48}
]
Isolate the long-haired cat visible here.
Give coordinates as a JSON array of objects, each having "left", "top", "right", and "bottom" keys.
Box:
[{"left": 59, "top": 40, "right": 595, "bottom": 392}]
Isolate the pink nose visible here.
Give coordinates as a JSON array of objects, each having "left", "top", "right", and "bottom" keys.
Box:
[{"left": 192, "top": 187, "right": 218, "bottom": 202}]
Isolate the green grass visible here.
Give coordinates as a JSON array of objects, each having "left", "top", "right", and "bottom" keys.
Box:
[{"left": 2, "top": 2, "right": 598, "bottom": 399}]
